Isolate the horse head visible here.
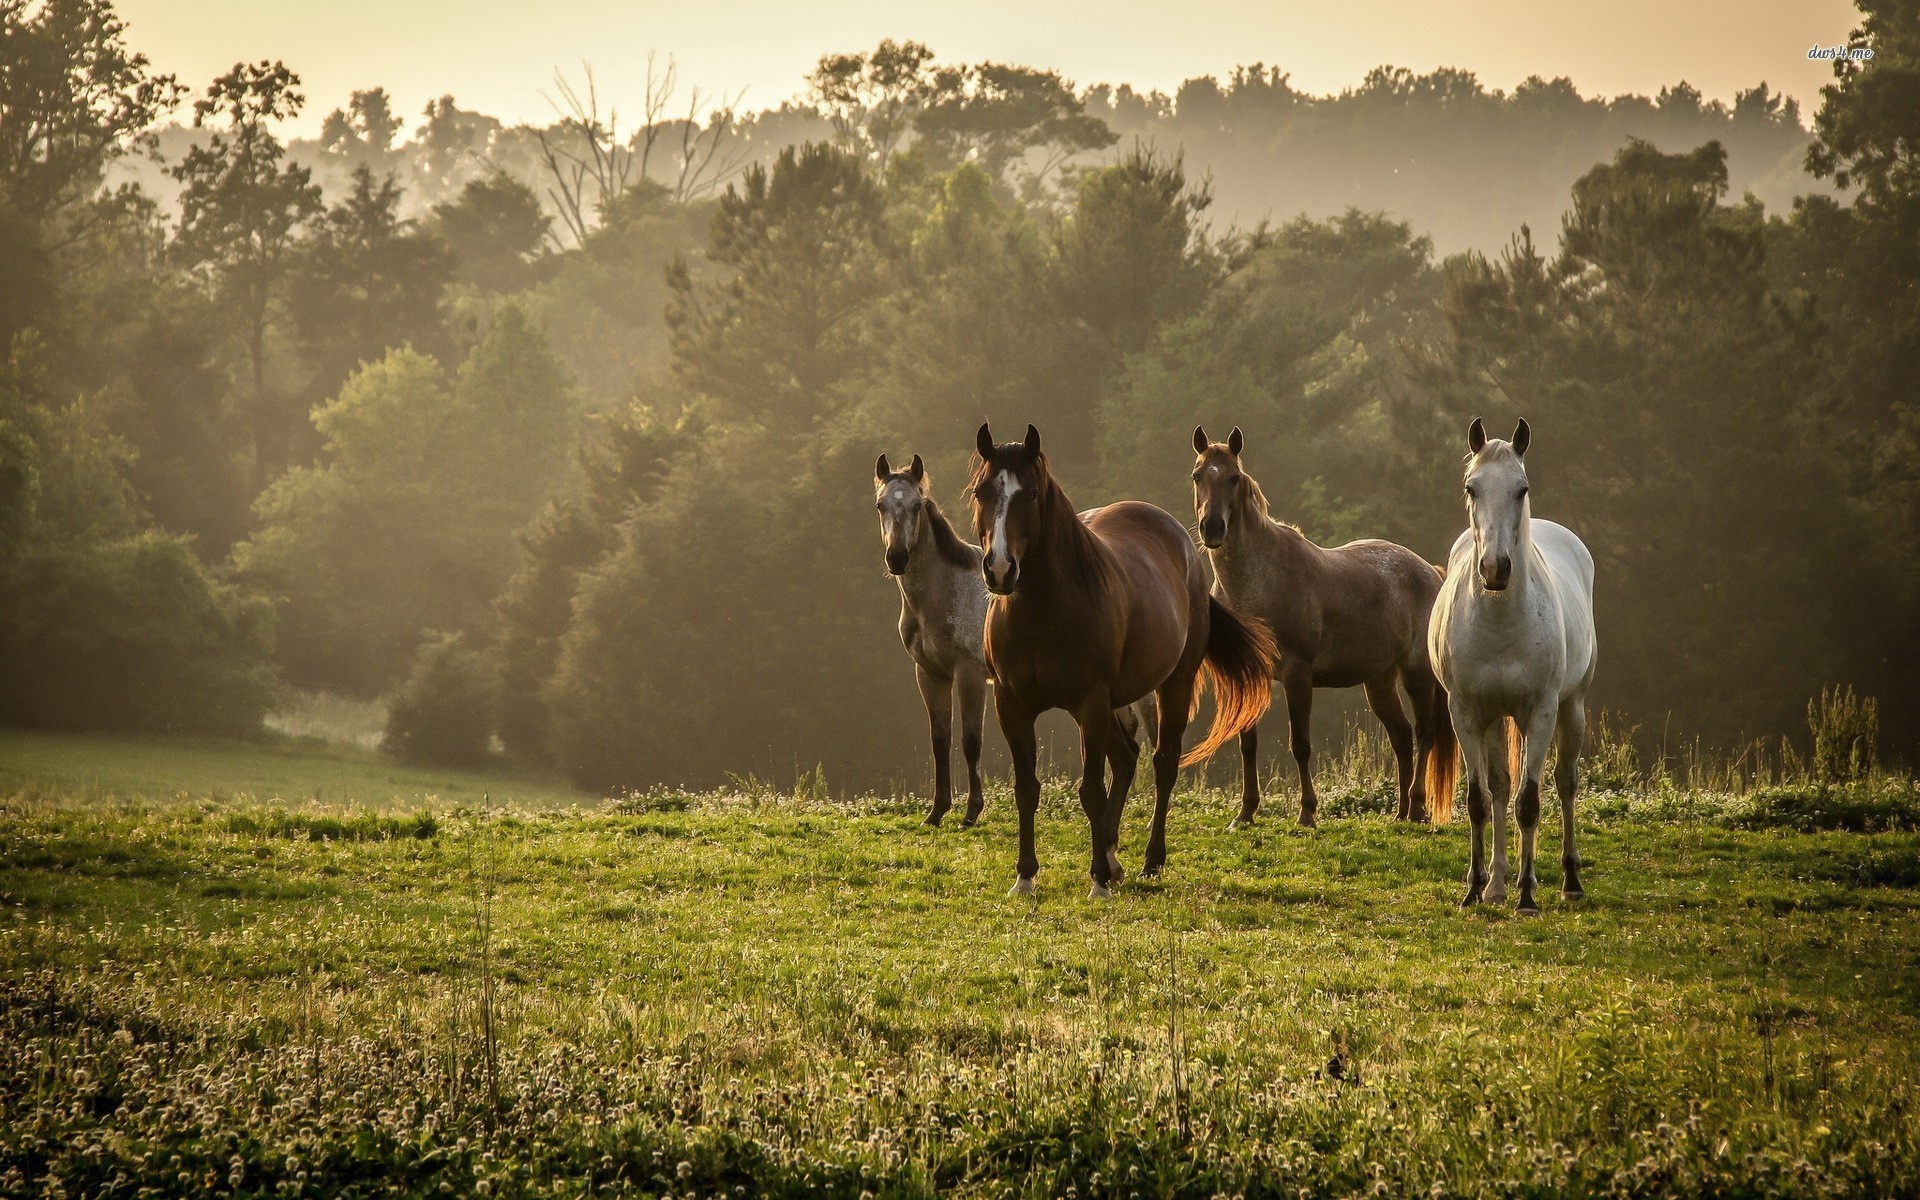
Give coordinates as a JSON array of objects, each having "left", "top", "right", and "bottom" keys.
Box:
[
  {"left": 1463, "top": 417, "right": 1532, "bottom": 592},
  {"left": 970, "top": 422, "right": 1046, "bottom": 595},
  {"left": 874, "top": 452, "right": 928, "bottom": 576},
  {"left": 1190, "top": 425, "right": 1248, "bottom": 549}
]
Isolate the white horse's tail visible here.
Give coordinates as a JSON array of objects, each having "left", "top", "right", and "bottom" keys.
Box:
[{"left": 1485, "top": 716, "right": 1525, "bottom": 798}]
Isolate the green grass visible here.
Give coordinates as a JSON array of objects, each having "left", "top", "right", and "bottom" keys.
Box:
[{"left": 3, "top": 734, "right": 1919, "bottom": 1198}]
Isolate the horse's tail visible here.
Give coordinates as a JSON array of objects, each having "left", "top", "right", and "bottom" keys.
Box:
[
  {"left": 1181, "top": 598, "right": 1279, "bottom": 768},
  {"left": 1424, "top": 677, "right": 1459, "bottom": 824}
]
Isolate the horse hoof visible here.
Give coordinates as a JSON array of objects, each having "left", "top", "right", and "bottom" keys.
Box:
[
  {"left": 1516, "top": 901, "right": 1542, "bottom": 917},
  {"left": 1140, "top": 863, "right": 1163, "bottom": 880},
  {"left": 1009, "top": 877, "right": 1036, "bottom": 897},
  {"left": 1483, "top": 890, "right": 1507, "bottom": 906},
  {"left": 1106, "top": 858, "right": 1125, "bottom": 885},
  {"left": 923, "top": 813, "right": 945, "bottom": 828},
  {"left": 1088, "top": 882, "right": 1111, "bottom": 900},
  {"left": 963, "top": 803, "right": 985, "bottom": 826},
  {"left": 1459, "top": 894, "right": 1481, "bottom": 908},
  {"left": 1562, "top": 887, "right": 1585, "bottom": 901}
]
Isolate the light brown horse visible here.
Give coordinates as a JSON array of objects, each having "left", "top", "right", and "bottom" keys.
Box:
[
  {"left": 972, "top": 423, "right": 1278, "bottom": 897},
  {"left": 1192, "top": 426, "right": 1458, "bottom": 826}
]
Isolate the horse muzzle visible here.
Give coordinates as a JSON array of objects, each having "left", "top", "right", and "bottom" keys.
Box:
[
  {"left": 885, "top": 549, "right": 910, "bottom": 575},
  {"left": 1198, "top": 516, "right": 1226, "bottom": 549},
  {"left": 983, "top": 559, "right": 1020, "bottom": 595},
  {"left": 1479, "top": 555, "right": 1512, "bottom": 591}
]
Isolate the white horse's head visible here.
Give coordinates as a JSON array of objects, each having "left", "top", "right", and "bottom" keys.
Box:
[{"left": 1463, "top": 417, "right": 1532, "bottom": 592}]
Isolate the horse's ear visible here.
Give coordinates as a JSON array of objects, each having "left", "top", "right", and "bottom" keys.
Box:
[
  {"left": 1228, "top": 426, "right": 1244, "bottom": 456},
  {"left": 908, "top": 453, "right": 925, "bottom": 483},
  {"left": 1468, "top": 417, "right": 1487, "bottom": 454},
  {"left": 977, "top": 423, "right": 995, "bottom": 460},
  {"left": 875, "top": 453, "right": 891, "bottom": 481},
  {"left": 1024, "top": 424, "right": 1041, "bottom": 459},
  {"left": 1193, "top": 425, "right": 1208, "bottom": 454},
  {"left": 1511, "top": 418, "right": 1531, "bottom": 458}
]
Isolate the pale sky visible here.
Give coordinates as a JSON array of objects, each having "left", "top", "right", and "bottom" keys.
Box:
[{"left": 119, "top": 0, "right": 1862, "bottom": 137}]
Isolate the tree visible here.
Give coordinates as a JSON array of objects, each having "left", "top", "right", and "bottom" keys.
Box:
[
  {"left": 667, "top": 142, "right": 892, "bottom": 438},
  {"left": 0, "top": 334, "right": 274, "bottom": 735},
  {"left": 432, "top": 171, "right": 554, "bottom": 292},
  {"left": 1440, "top": 139, "right": 1875, "bottom": 740},
  {"left": 234, "top": 306, "right": 577, "bottom": 694},
  {"left": 318, "top": 87, "right": 401, "bottom": 169},
  {"left": 288, "top": 165, "right": 451, "bottom": 417},
  {"left": 170, "top": 61, "right": 323, "bottom": 490},
  {"left": 914, "top": 62, "right": 1117, "bottom": 193},
  {"left": 808, "top": 39, "right": 939, "bottom": 168},
  {"left": 0, "top": 0, "right": 183, "bottom": 228}
]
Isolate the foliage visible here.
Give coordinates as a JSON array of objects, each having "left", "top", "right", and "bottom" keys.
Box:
[
  {"left": 0, "top": 0, "right": 183, "bottom": 225},
  {"left": 235, "top": 307, "right": 576, "bottom": 695},
  {"left": 1809, "top": 684, "right": 1880, "bottom": 783},
  {"left": 432, "top": 172, "right": 554, "bottom": 293},
  {"left": 382, "top": 631, "right": 498, "bottom": 767},
  {"left": 287, "top": 164, "right": 452, "bottom": 415},
  {"left": 1438, "top": 139, "right": 1875, "bottom": 742},
  {"left": 168, "top": 60, "right": 324, "bottom": 488},
  {"left": 0, "top": 337, "right": 274, "bottom": 736}
]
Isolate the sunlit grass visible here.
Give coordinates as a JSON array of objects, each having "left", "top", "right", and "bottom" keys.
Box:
[{"left": 2, "top": 735, "right": 1917, "bottom": 1197}]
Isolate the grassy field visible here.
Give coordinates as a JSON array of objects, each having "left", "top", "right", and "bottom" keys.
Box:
[{"left": 3, "top": 730, "right": 1919, "bottom": 1198}]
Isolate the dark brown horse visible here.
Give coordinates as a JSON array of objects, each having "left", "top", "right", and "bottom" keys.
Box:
[
  {"left": 971, "top": 423, "right": 1278, "bottom": 897},
  {"left": 1192, "top": 426, "right": 1458, "bottom": 826}
]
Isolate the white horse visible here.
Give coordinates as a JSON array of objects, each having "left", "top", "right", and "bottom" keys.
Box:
[{"left": 1428, "top": 418, "right": 1597, "bottom": 914}]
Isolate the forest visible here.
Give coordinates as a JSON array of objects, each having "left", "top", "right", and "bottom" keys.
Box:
[{"left": 2, "top": 0, "right": 1916, "bottom": 790}]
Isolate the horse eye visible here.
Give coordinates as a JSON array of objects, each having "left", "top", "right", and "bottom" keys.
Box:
[{"left": 1190, "top": 469, "right": 1202, "bottom": 482}]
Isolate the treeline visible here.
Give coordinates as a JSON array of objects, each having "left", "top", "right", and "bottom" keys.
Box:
[{"left": 1, "top": 0, "right": 1914, "bottom": 788}]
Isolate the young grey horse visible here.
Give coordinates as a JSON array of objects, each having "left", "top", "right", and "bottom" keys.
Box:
[{"left": 876, "top": 453, "right": 991, "bottom": 826}]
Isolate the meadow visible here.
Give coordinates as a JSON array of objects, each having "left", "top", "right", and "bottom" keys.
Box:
[{"left": 3, "top": 727, "right": 1919, "bottom": 1199}]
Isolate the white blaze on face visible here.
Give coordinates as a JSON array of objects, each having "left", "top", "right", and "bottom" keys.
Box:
[{"left": 986, "top": 470, "right": 1021, "bottom": 580}]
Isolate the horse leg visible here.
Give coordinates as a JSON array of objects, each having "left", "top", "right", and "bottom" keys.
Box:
[
  {"left": 1556, "top": 695, "right": 1588, "bottom": 900},
  {"left": 1456, "top": 705, "right": 1492, "bottom": 907},
  {"left": 996, "top": 690, "right": 1042, "bottom": 896},
  {"left": 1483, "top": 718, "right": 1513, "bottom": 904},
  {"left": 1144, "top": 672, "right": 1197, "bottom": 878},
  {"left": 1401, "top": 662, "right": 1439, "bottom": 823},
  {"left": 1283, "top": 667, "right": 1318, "bottom": 827},
  {"left": 1104, "top": 707, "right": 1142, "bottom": 885},
  {"left": 1365, "top": 673, "right": 1416, "bottom": 822},
  {"left": 916, "top": 665, "right": 954, "bottom": 827},
  {"left": 1233, "top": 724, "right": 1261, "bottom": 827},
  {"left": 1515, "top": 706, "right": 1559, "bottom": 916},
  {"left": 1076, "top": 698, "right": 1116, "bottom": 898},
  {"left": 956, "top": 661, "right": 989, "bottom": 827}
]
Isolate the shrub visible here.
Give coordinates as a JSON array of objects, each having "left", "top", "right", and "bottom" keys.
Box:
[
  {"left": 1726, "top": 778, "right": 1920, "bottom": 835},
  {"left": 0, "top": 531, "right": 276, "bottom": 736},
  {"left": 382, "top": 632, "right": 498, "bottom": 767},
  {"left": 1809, "top": 685, "right": 1878, "bottom": 783}
]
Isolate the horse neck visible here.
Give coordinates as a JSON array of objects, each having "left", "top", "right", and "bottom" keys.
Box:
[
  {"left": 1021, "top": 477, "right": 1107, "bottom": 601},
  {"left": 897, "top": 507, "right": 954, "bottom": 612},
  {"left": 1213, "top": 493, "right": 1314, "bottom": 590}
]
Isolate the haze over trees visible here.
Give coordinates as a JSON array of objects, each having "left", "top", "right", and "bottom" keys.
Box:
[{"left": 0, "top": 0, "right": 1914, "bottom": 787}]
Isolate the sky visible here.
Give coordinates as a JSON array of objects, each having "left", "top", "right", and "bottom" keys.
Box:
[{"left": 118, "top": 0, "right": 1864, "bottom": 137}]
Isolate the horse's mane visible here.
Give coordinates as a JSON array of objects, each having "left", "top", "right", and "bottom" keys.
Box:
[
  {"left": 967, "top": 452, "right": 1110, "bottom": 592},
  {"left": 922, "top": 499, "right": 981, "bottom": 568},
  {"left": 1240, "top": 471, "right": 1275, "bottom": 522}
]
